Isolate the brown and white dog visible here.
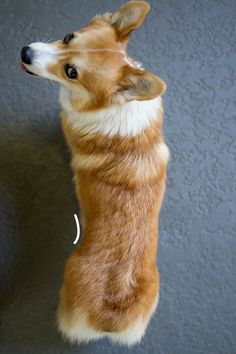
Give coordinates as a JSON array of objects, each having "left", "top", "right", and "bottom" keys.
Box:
[{"left": 21, "top": 1, "right": 169, "bottom": 346}]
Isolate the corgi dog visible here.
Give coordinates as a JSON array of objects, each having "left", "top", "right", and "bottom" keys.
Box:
[{"left": 21, "top": 0, "right": 169, "bottom": 346}]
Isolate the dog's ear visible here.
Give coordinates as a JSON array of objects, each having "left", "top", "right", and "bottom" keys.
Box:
[
  {"left": 111, "top": 1, "right": 150, "bottom": 39},
  {"left": 113, "top": 65, "right": 166, "bottom": 102}
]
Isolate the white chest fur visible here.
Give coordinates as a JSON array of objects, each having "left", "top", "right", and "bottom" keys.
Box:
[{"left": 59, "top": 87, "right": 163, "bottom": 138}]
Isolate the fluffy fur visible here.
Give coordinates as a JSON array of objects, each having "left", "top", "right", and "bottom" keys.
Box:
[{"left": 21, "top": 0, "right": 169, "bottom": 346}]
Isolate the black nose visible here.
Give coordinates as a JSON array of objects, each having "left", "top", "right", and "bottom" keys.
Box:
[{"left": 21, "top": 46, "right": 33, "bottom": 64}]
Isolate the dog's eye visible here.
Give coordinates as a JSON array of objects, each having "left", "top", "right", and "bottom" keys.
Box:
[
  {"left": 63, "top": 33, "right": 74, "bottom": 44},
  {"left": 65, "top": 64, "right": 77, "bottom": 79}
]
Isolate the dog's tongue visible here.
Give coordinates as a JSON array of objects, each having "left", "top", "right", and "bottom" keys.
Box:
[
  {"left": 21, "top": 62, "right": 37, "bottom": 76},
  {"left": 21, "top": 63, "right": 27, "bottom": 71},
  {"left": 21, "top": 63, "right": 28, "bottom": 71}
]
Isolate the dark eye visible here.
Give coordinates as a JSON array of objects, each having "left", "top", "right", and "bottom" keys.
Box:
[
  {"left": 63, "top": 32, "right": 74, "bottom": 44},
  {"left": 65, "top": 64, "right": 77, "bottom": 79}
]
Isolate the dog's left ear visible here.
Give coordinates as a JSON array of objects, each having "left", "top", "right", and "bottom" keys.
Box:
[
  {"left": 111, "top": 1, "right": 150, "bottom": 39},
  {"left": 114, "top": 65, "right": 166, "bottom": 102}
]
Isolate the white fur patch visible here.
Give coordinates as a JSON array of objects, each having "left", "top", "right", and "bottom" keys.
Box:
[
  {"left": 157, "top": 142, "right": 170, "bottom": 164},
  {"left": 24, "top": 42, "right": 59, "bottom": 79},
  {"left": 108, "top": 317, "right": 148, "bottom": 346},
  {"left": 58, "top": 307, "right": 104, "bottom": 343},
  {"left": 71, "top": 152, "right": 107, "bottom": 171},
  {"left": 108, "top": 295, "right": 159, "bottom": 347},
  {"left": 60, "top": 87, "right": 162, "bottom": 137},
  {"left": 57, "top": 296, "right": 159, "bottom": 346}
]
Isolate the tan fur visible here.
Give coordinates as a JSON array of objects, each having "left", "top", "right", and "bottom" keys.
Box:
[
  {"left": 57, "top": 2, "right": 168, "bottom": 345},
  {"left": 58, "top": 97, "right": 168, "bottom": 342},
  {"left": 22, "top": 0, "right": 168, "bottom": 346}
]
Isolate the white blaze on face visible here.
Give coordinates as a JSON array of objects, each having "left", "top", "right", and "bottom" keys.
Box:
[{"left": 26, "top": 42, "right": 59, "bottom": 79}]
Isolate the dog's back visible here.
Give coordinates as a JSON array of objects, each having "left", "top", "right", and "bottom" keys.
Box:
[{"left": 58, "top": 97, "right": 168, "bottom": 345}]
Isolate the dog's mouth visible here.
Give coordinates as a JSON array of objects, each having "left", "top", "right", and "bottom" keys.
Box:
[{"left": 21, "top": 62, "right": 37, "bottom": 76}]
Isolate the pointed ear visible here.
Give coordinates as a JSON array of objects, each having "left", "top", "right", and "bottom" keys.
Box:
[
  {"left": 111, "top": 1, "right": 150, "bottom": 39},
  {"left": 114, "top": 66, "right": 166, "bottom": 102}
]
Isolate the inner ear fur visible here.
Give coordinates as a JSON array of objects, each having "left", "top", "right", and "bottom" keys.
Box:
[
  {"left": 111, "top": 1, "right": 150, "bottom": 39},
  {"left": 116, "top": 65, "right": 167, "bottom": 101}
]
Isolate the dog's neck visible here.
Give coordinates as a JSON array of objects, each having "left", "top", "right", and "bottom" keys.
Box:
[{"left": 59, "top": 87, "right": 162, "bottom": 138}]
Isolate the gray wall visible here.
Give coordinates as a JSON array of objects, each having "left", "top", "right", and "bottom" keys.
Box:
[{"left": 0, "top": 0, "right": 235, "bottom": 353}]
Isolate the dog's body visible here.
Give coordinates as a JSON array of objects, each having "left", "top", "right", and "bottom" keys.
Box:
[
  {"left": 21, "top": 1, "right": 169, "bottom": 346},
  {"left": 58, "top": 93, "right": 168, "bottom": 345}
]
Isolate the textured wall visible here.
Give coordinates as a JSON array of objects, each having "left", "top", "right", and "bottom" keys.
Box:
[{"left": 0, "top": 0, "right": 235, "bottom": 353}]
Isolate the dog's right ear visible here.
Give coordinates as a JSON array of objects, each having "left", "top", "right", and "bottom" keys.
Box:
[
  {"left": 113, "top": 65, "right": 166, "bottom": 103},
  {"left": 111, "top": 1, "right": 150, "bottom": 39}
]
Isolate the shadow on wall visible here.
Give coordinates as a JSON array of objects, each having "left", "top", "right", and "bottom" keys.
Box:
[{"left": 0, "top": 111, "right": 79, "bottom": 347}]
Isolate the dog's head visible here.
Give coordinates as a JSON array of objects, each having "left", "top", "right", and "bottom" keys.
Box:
[{"left": 21, "top": 1, "right": 166, "bottom": 111}]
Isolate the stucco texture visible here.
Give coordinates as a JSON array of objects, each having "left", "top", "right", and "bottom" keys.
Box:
[{"left": 0, "top": 0, "right": 235, "bottom": 353}]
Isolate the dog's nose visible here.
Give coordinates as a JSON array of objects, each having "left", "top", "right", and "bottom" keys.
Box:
[{"left": 21, "top": 46, "right": 33, "bottom": 64}]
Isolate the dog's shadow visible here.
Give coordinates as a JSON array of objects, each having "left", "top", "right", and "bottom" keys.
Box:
[{"left": 0, "top": 113, "right": 85, "bottom": 351}]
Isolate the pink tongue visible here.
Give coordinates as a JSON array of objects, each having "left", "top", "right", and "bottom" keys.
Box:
[{"left": 21, "top": 63, "right": 28, "bottom": 71}]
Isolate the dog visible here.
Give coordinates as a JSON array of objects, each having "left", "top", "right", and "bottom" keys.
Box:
[{"left": 21, "top": 0, "right": 169, "bottom": 346}]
